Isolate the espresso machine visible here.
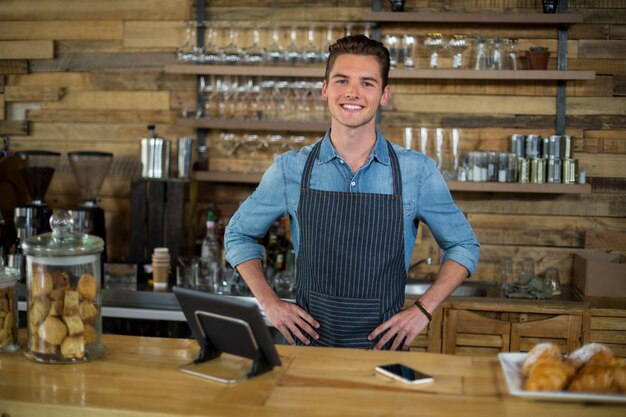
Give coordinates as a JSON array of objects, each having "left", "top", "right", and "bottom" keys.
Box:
[
  {"left": 67, "top": 151, "right": 113, "bottom": 261},
  {"left": 14, "top": 150, "right": 61, "bottom": 247}
]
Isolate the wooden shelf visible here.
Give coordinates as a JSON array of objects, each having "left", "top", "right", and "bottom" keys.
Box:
[
  {"left": 177, "top": 118, "right": 329, "bottom": 132},
  {"left": 166, "top": 65, "right": 594, "bottom": 81},
  {"left": 191, "top": 171, "right": 592, "bottom": 194},
  {"left": 447, "top": 181, "right": 591, "bottom": 194},
  {"left": 362, "top": 11, "right": 584, "bottom": 25}
]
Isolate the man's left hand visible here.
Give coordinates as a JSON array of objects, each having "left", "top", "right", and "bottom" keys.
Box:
[{"left": 368, "top": 306, "right": 429, "bottom": 351}]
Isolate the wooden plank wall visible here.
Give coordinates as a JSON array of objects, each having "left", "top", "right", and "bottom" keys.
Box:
[{"left": 0, "top": 0, "right": 624, "bottom": 284}]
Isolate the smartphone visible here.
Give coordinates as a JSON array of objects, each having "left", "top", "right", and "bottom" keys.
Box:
[{"left": 375, "top": 363, "right": 434, "bottom": 385}]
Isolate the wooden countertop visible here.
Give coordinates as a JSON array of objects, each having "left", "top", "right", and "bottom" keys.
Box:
[{"left": 1, "top": 334, "right": 624, "bottom": 417}]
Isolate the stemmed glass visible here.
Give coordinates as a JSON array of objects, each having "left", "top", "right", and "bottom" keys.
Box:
[
  {"left": 384, "top": 34, "right": 399, "bottom": 68},
  {"left": 473, "top": 37, "right": 489, "bottom": 70},
  {"left": 265, "top": 23, "right": 285, "bottom": 64},
  {"left": 448, "top": 34, "right": 469, "bottom": 69},
  {"left": 505, "top": 38, "right": 519, "bottom": 70},
  {"left": 219, "top": 132, "right": 240, "bottom": 156},
  {"left": 222, "top": 22, "right": 244, "bottom": 64},
  {"left": 177, "top": 21, "right": 200, "bottom": 63},
  {"left": 322, "top": 23, "right": 335, "bottom": 62},
  {"left": 285, "top": 24, "right": 302, "bottom": 65},
  {"left": 424, "top": 32, "right": 445, "bottom": 69},
  {"left": 204, "top": 76, "right": 221, "bottom": 119},
  {"left": 244, "top": 23, "right": 266, "bottom": 65},
  {"left": 201, "top": 22, "right": 222, "bottom": 64},
  {"left": 264, "top": 133, "right": 284, "bottom": 156},
  {"left": 302, "top": 24, "right": 322, "bottom": 64},
  {"left": 241, "top": 133, "right": 261, "bottom": 155},
  {"left": 288, "top": 134, "right": 307, "bottom": 150}
]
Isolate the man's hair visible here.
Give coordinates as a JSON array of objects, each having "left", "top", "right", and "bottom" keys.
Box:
[{"left": 324, "top": 35, "right": 391, "bottom": 91}]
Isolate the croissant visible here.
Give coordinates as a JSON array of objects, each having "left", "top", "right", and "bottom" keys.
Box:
[
  {"left": 524, "top": 359, "right": 575, "bottom": 391},
  {"left": 521, "top": 342, "right": 563, "bottom": 377},
  {"left": 566, "top": 343, "right": 616, "bottom": 371},
  {"left": 568, "top": 364, "right": 616, "bottom": 393}
]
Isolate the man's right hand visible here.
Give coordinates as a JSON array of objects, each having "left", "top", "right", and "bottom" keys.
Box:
[{"left": 263, "top": 299, "right": 320, "bottom": 345}]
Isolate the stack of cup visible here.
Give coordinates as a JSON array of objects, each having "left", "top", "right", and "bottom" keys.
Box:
[{"left": 152, "top": 247, "right": 170, "bottom": 291}]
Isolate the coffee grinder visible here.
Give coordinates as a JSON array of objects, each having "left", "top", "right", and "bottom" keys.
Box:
[
  {"left": 14, "top": 150, "right": 61, "bottom": 248},
  {"left": 67, "top": 151, "right": 113, "bottom": 261}
]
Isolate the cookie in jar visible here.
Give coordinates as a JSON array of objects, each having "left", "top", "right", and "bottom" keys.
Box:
[
  {"left": 21, "top": 211, "right": 105, "bottom": 363},
  {"left": 0, "top": 264, "right": 20, "bottom": 352}
]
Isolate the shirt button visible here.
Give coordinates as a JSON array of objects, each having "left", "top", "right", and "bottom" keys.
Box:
[
  {"left": 339, "top": 160, "right": 345, "bottom": 164},
  {"left": 351, "top": 181, "right": 356, "bottom": 187}
]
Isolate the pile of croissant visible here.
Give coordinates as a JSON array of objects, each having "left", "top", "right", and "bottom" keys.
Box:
[{"left": 522, "top": 342, "right": 626, "bottom": 394}]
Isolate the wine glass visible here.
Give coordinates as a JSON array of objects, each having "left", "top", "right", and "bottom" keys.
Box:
[
  {"left": 219, "top": 132, "right": 240, "bottom": 156},
  {"left": 505, "top": 38, "right": 520, "bottom": 70},
  {"left": 322, "top": 23, "right": 335, "bottom": 62},
  {"left": 302, "top": 23, "right": 322, "bottom": 64},
  {"left": 264, "top": 133, "right": 284, "bottom": 156},
  {"left": 473, "top": 37, "right": 488, "bottom": 70},
  {"left": 265, "top": 23, "right": 285, "bottom": 64},
  {"left": 288, "top": 134, "right": 307, "bottom": 150},
  {"left": 200, "top": 22, "right": 222, "bottom": 64},
  {"left": 402, "top": 35, "right": 417, "bottom": 69},
  {"left": 244, "top": 23, "right": 266, "bottom": 65},
  {"left": 424, "top": 32, "right": 445, "bottom": 69},
  {"left": 241, "top": 133, "right": 261, "bottom": 155},
  {"left": 176, "top": 20, "right": 200, "bottom": 63},
  {"left": 384, "top": 34, "right": 399, "bottom": 68},
  {"left": 285, "top": 24, "right": 302, "bottom": 65},
  {"left": 448, "top": 34, "right": 469, "bottom": 69},
  {"left": 222, "top": 22, "right": 244, "bottom": 64}
]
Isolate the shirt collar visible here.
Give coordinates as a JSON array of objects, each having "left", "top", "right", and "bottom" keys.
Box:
[{"left": 318, "top": 128, "right": 391, "bottom": 166}]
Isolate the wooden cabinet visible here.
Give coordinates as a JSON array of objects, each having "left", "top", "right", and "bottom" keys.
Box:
[
  {"left": 583, "top": 313, "right": 626, "bottom": 358},
  {"left": 442, "top": 308, "right": 583, "bottom": 356}
]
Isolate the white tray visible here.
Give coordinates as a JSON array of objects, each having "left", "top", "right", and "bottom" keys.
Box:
[{"left": 498, "top": 352, "right": 626, "bottom": 403}]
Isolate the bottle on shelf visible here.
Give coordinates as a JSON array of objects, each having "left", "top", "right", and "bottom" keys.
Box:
[{"left": 200, "top": 209, "right": 223, "bottom": 292}]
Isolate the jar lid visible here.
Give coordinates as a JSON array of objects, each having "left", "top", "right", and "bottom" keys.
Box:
[
  {"left": 21, "top": 210, "right": 104, "bottom": 256},
  {"left": 0, "top": 264, "right": 20, "bottom": 288}
]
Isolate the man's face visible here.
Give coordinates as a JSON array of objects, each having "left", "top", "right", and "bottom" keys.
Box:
[{"left": 322, "top": 54, "right": 390, "bottom": 131}]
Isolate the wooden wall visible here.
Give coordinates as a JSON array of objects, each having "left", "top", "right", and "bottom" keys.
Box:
[{"left": 0, "top": 0, "right": 624, "bottom": 284}]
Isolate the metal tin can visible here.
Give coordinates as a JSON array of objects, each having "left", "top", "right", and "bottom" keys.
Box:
[
  {"left": 517, "top": 157, "right": 529, "bottom": 183},
  {"left": 549, "top": 135, "right": 562, "bottom": 160},
  {"left": 525, "top": 135, "right": 541, "bottom": 159},
  {"left": 561, "top": 135, "right": 573, "bottom": 159},
  {"left": 530, "top": 158, "right": 546, "bottom": 184},
  {"left": 511, "top": 134, "right": 525, "bottom": 157},
  {"left": 562, "top": 158, "right": 577, "bottom": 184},
  {"left": 541, "top": 137, "right": 550, "bottom": 159},
  {"left": 547, "top": 158, "right": 562, "bottom": 183}
]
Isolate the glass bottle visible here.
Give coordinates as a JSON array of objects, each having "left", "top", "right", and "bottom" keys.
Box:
[{"left": 200, "top": 209, "right": 222, "bottom": 292}]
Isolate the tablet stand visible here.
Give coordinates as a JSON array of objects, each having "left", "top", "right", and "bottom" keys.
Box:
[{"left": 179, "top": 310, "right": 275, "bottom": 383}]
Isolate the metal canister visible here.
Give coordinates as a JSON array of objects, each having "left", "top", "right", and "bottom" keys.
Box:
[
  {"left": 511, "top": 134, "right": 525, "bottom": 157},
  {"left": 525, "top": 135, "right": 541, "bottom": 159},
  {"left": 549, "top": 135, "right": 562, "bottom": 160},
  {"left": 547, "top": 158, "right": 562, "bottom": 183},
  {"left": 530, "top": 158, "right": 546, "bottom": 184},
  {"left": 561, "top": 135, "right": 573, "bottom": 159},
  {"left": 562, "top": 158, "right": 578, "bottom": 184},
  {"left": 517, "top": 157, "right": 529, "bottom": 183},
  {"left": 541, "top": 137, "right": 550, "bottom": 159}
]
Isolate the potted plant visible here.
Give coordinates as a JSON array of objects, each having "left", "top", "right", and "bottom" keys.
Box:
[{"left": 526, "top": 46, "right": 550, "bottom": 70}]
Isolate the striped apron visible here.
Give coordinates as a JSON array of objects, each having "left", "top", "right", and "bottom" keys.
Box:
[{"left": 296, "top": 140, "right": 406, "bottom": 349}]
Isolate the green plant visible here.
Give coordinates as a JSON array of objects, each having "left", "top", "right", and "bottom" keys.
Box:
[{"left": 529, "top": 46, "right": 549, "bottom": 52}]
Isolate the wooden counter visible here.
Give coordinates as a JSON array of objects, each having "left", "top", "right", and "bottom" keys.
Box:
[{"left": 1, "top": 335, "right": 624, "bottom": 417}]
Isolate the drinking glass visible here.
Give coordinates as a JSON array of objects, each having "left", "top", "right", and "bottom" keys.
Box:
[
  {"left": 265, "top": 133, "right": 284, "bottom": 156},
  {"left": 490, "top": 37, "right": 504, "bottom": 70},
  {"left": 543, "top": 268, "right": 561, "bottom": 296},
  {"left": 177, "top": 20, "right": 200, "bottom": 63},
  {"left": 241, "top": 133, "right": 261, "bottom": 155},
  {"left": 302, "top": 24, "right": 322, "bottom": 64},
  {"left": 519, "top": 258, "right": 536, "bottom": 285},
  {"left": 244, "top": 23, "right": 266, "bottom": 65},
  {"left": 322, "top": 23, "right": 335, "bottom": 62},
  {"left": 505, "top": 38, "right": 520, "bottom": 70},
  {"left": 498, "top": 257, "right": 514, "bottom": 295},
  {"left": 285, "top": 24, "right": 302, "bottom": 65},
  {"left": 201, "top": 22, "right": 222, "bottom": 64},
  {"left": 265, "top": 23, "right": 285, "bottom": 64},
  {"left": 222, "top": 22, "right": 244, "bottom": 64},
  {"left": 419, "top": 127, "right": 430, "bottom": 157},
  {"left": 473, "top": 37, "right": 488, "bottom": 70},
  {"left": 288, "top": 134, "right": 307, "bottom": 150},
  {"left": 402, "top": 35, "right": 417, "bottom": 68},
  {"left": 219, "top": 132, "right": 240, "bottom": 156},
  {"left": 384, "top": 34, "right": 399, "bottom": 68},
  {"left": 424, "top": 32, "right": 445, "bottom": 69},
  {"left": 403, "top": 127, "right": 414, "bottom": 150},
  {"left": 448, "top": 34, "right": 469, "bottom": 69}
]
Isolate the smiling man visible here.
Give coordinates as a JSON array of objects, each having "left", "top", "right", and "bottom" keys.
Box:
[{"left": 225, "top": 35, "right": 480, "bottom": 351}]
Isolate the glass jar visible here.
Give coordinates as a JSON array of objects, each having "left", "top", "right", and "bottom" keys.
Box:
[
  {"left": 21, "top": 211, "right": 105, "bottom": 363},
  {"left": 0, "top": 264, "right": 20, "bottom": 352}
]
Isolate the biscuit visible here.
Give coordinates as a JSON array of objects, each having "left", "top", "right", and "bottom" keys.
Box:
[
  {"left": 32, "top": 271, "right": 53, "bottom": 298},
  {"left": 77, "top": 274, "right": 97, "bottom": 302},
  {"left": 80, "top": 301, "right": 98, "bottom": 323},
  {"left": 63, "top": 290, "right": 80, "bottom": 316},
  {"left": 29, "top": 298, "right": 51, "bottom": 326},
  {"left": 63, "top": 314, "right": 85, "bottom": 336},
  {"left": 38, "top": 316, "right": 68, "bottom": 346},
  {"left": 51, "top": 271, "right": 71, "bottom": 290},
  {"left": 84, "top": 324, "right": 97, "bottom": 345},
  {"left": 61, "top": 335, "right": 85, "bottom": 359}
]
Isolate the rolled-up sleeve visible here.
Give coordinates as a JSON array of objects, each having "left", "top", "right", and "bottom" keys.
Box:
[
  {"left": 224, "top": 156, "right": 288, "bottom": 268},
  {"left": 416, "top": 159, "right": 480, "bottom": 276}
]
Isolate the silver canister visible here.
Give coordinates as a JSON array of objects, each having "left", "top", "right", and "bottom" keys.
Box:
[
  {"left": 511, "top": 134, "right": 525, "bottom": 157},
  {"left": 530, "top": 158, "right": 546, "bottom": 184},
  {"left": 525, "top": 135, "right": 541, "bottom": 159},
  {"left": 561, "top": 135, "right": 573, "bottom": 159},
  {"left": 177, "top": 137, "right": 194, "bottom": 179},
  {"left": 541, "top": 136, "right": 550, "bottom": 159},
  {"left": 562, "top": 158, "right": 578, "bottom": 184},
  {"left": 140, "top": 125, "right": 170, "bottom": 179},
  {"left": 547, "top": 158, "right": 562, "bottom": 183},
  {"left": 517, "top": 157, "right": 529, "bottom": 183},
  {"left": 549, "top": 135, "right": 562, "bottom": 160}
]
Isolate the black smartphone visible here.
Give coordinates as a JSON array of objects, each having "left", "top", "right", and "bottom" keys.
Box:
[{"left": 375, "top": 363, "right": 434, "bottom": 385}]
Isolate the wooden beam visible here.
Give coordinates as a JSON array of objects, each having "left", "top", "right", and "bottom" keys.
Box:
[
  {"left": 4, "top": 86, "right": 65, "bottom": 102},
  {"left": 0, "top": 21, "right": 122, "bottom": 41},
  {"left": 0, "top": 60, "right": 28, "bottom": 74},
  {"left": 579, "top": 40, "right": 626, "bottom": 59},
  {"left": 585, "top": 232, "right": 626, "bottom": 251},
  {"left": 0, "top": 41, "right": 54, "bottom": 59},
  {"left": 577, "top": 153, "right": 626, "bottom": 178},
  {"left": 39, "top": 91, "right": 170, "bottom": 111},
  {"left": 0, "top": 120, "right": 29, "bottom": 136},
  {"left": 29, "top": 52, "right": 177, "bottom": 72}
]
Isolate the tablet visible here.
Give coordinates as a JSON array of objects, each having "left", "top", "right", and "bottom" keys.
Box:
[{"left": 173, "top": 286, "right": 281, "bottom": 382}]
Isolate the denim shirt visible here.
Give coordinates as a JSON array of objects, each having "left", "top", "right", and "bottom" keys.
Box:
[{"left": 225, "top": 129, "right": 480, "bottom": 276}]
